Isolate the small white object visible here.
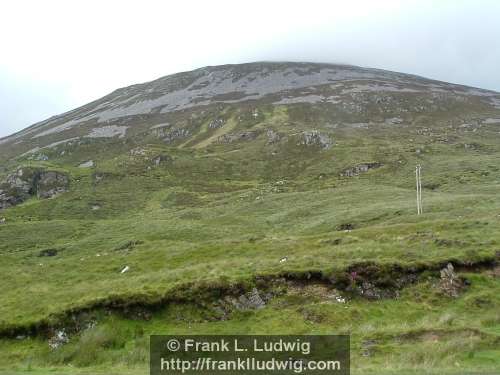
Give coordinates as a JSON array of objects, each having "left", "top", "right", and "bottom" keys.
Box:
[
  {"left": 279, "top": 257, "right": 288, "bottom": 263},
  {"left": 335, "top": 296, "right": 346, "bottom": 304},
  {"left": 120, "top": 266, "right": 130, "bottom": 274}
]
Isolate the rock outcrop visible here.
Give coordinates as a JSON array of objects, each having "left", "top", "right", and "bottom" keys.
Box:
[
  {"left": 152, "top": 154, "right": 173, "bottom": 166},
  {"left": 78, "top": 160, "right": 95, "bottom": 168},
  {"left": 163, "top": 128, "right": 190, "bottom": 143},
  {"left": 0, "top": 168, "right": 36, "bottom": 209},
  {"left": 439, "top": 263, "right": 465, "bottom": 297},
  {"left": 266, "top": 129, "right": 282, "bottom": 144},
  {"left": 298, "top": 131, "right": 332, "bottom": 149},
  {"left": 341, "top": 162, "right": 382, "bottom": 177},
  {"left": 36, "top": 171, "right": 70, "bottom": 199},
  {"left": 208, "top": 118, "right": 225, "bottom": 129},
  {"left": 214, "top": 288, "right": 268, "bottom": 319},
  {"left": 217, "top": 131, "right": 258, "bottom": 144},
  {"left": 0, "top": 168, "right": 69, "bottom": 209}
]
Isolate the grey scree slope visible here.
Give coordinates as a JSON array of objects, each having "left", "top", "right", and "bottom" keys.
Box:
[{"left": 2, "top": 61, "right": 499, "bottom": 143}]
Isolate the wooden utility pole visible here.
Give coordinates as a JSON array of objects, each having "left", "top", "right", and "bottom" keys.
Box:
[{"left": 415, "top": 165, "right": 422, "bottom": 215}]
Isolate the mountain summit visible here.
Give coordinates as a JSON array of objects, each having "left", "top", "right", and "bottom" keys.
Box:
[{"left": 2, "top": 61, "right": 499, "bottom": 160}]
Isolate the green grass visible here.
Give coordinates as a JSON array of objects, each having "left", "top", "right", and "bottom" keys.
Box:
[
  {"left": 0, "top": 103, "right": 500, "bottom": 373},
  {"left": 1, "top": 274, "right": 499, "bottom": 374}
]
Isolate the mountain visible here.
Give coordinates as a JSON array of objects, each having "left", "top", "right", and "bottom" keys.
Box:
[
  {"left": 2, "top": 61, "right": 500, "bottom": 159},
  {"left": 1, "top": 62, "right": 499, "bottom": 374}
]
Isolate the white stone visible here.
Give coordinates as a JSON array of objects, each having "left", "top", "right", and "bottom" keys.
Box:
[{"left": 78, "top": 160, "right": 95, "bottom": 168}]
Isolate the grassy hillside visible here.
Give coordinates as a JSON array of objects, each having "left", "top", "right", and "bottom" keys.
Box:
[{"left": 1, "top": 64, "right": 500, "bottom": 374}]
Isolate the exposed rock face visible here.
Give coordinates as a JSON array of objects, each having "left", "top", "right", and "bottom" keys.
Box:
[
  {"left": 357, "top": 281, "right": 386, "bottom": 300},
  {"left": 0, "top": 169, "right": 37, "bottom": 209},
  {"left": 151, "top": 124, "right": 172, "bottom": 138},
  {"left": 208, "top": 118, "right": 225, "bottom": 129},
  {"left": 341, "top": 162, "right": 382, "bottom": 177},
  {"left": 236, "top": 288, "right": 266, "bottom": 310},
  {"left": 33, "top": 154, "right": 49, "bottom": 161},
  {"left": 37, "top": 172, "right": 70, "bottom": 199},
  {"left": 163, "top": 128, "right": 190, "bottom": 143},
  {"left": 439, "top": 263, "right": 465, "bottom": 297},
  {"left": 217, "top": 131, "right": 258, "bottom": 144},
  {"left": 299, "top": 131, "right": 332, "bottom": 149},
  {"left": 78, "top": 160, "right": 95, "bottom": 168},
  {"left": 87, "top": 125, "right": 128, "bottom": 139},
  {"left": 0, "top": 168, "right": 69, "bottom": 209},
  {"left": 0, "top": 190, "right": 24, "bottom": 210},
  {"left": 152, "top": 154, "right": 173, "bottom": 166},
  {"left": 1, "top": 61, "right": 499, "bottom": 159},
  {"left": 216, "top": 288, "right": 268, "bottom": 318},
  {"left": 266, "top": 129, "right": 282, "bottom": 144},
  {"left": 130, "top": 148, "right": 147, "bottom": 156},
  {"left": 6, "top": 169, "right": 34, "bottom": 193},
  {"left": 48, "top": 329, "right": 69, "bottom": 350}
]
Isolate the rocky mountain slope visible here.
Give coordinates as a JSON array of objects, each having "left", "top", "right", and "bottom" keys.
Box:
[
  {"left": 0, "top": 62, "right": 500, "bottom": 374},
  {"left": 1, "top": 62, "right": 500, "bottom": 160}
]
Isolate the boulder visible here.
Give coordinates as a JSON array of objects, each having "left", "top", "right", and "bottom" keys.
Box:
[
  {"left": 238, "top": 288, "right": 266, "bottom": 310},
  {"left": 220, "top": 288, "right": 267, "bottom": 312},
  {"left": 298, "top": 131, "right": 332, "bottom": 149},
  {"left": 439, "top": 263, "right": 464, "bottom": 297},
  {"left": 78, "top": 160, "right": 95, "bottom": 168}
]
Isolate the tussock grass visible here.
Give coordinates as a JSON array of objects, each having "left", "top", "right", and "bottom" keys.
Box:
[{"left": 1, "top": 104, "right": 500, "bottom": 373}]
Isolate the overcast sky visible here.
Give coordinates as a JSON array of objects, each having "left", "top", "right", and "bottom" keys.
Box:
[{"left": 1, "top": 0, "right": 500, "bottom": 138}]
